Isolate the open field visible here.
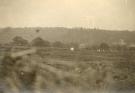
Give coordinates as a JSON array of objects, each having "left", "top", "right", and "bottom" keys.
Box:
[{"left": 0, "top": 47, "right": 135, "bottom": 93}]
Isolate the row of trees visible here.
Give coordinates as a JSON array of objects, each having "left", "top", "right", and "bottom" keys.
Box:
[
  {"left": 11, "top": 36, "right": 133, "bottom": 51},
  {"left": 11, "top": 36, "right": 65, "bottom": 48}
]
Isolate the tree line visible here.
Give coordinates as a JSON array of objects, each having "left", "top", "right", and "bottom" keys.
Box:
[
  {"left": 11, "top": 36, "right": 66, "bottom": 48},
  {"left": 9, "top": 36, "right": 135, "bottom": 51}
]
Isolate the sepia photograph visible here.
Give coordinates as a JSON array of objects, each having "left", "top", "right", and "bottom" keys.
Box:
[{"left": 0, "top": 0, "right": 135, "bottom": 93}]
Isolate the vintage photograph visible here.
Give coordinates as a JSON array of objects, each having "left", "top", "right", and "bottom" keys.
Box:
[{"left": 0, "top": 0, "right": 135, "bottom": 93}]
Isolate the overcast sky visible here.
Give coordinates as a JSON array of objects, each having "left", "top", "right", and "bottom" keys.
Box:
[{"left": 0, "top": 0, "right": 135, "bottom": 30}]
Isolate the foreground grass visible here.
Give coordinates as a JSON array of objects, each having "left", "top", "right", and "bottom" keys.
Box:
[{"left": 0, "top": 48, "right": 135, "bottom": 93}]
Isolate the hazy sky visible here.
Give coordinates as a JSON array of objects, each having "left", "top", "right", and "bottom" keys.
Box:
[{"left": 0, "top": 0, "right": 135, "bottom": 30}]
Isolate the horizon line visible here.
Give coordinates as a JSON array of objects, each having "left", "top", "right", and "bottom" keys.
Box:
[{"left": 0, "top": 26, "right": 134, "bottom": 32}]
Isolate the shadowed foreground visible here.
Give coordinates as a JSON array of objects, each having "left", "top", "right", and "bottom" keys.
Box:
[{"left": 0, "top": 48, "right": 135, "bottom": 93}]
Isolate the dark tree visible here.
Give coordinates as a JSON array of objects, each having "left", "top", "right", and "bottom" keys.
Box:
[
  {"left": 36, "top": 29, "right": 40, "bottom": 33},
  {"left": 52, "top": 41, "right": 64, "bottom": 48},
  {"left": 99, "top": 42, "right": 109, "bottom": 50},
  {"left": 12, "top": 36, "right": 28, "bottom": 46},
  {"left": 31, "top": 37, "right": 50, "bottom": 47}
]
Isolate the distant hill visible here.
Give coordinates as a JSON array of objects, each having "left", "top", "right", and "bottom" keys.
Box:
[{"left": 0, "top": 27, "right": 135, "bottom": 45}]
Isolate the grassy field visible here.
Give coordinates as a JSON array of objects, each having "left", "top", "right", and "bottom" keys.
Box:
[{"left": 0, "top": 47, "right": 135, "bottom": 93}]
